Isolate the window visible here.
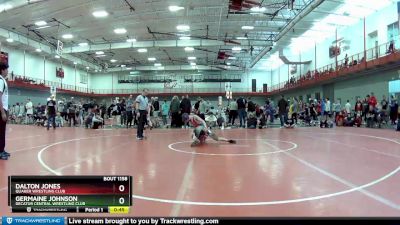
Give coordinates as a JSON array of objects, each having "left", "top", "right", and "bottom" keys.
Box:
[
  {"left": 387, "top": 22, "right": 399, "bottom": 42},
  {"left": 367, "top": 31, "right": 378, "bottom": 49},
  {"left": 80, "top": 73, "right": 88, "bottom": 84},
  {"left": 389, "top": 80, "right": 400, "bottom": 93}
]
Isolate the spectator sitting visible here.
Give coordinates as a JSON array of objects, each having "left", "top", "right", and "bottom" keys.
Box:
[
  {"left": 55, "top": 112, "right": 64, "bottom": 127},
  {"left": 284, "top": 114, "right": 295, "bottom": 128},
  {"left": 320, "top": 118, "right": 334, "bottom": 128},
  {"left": 85, "top": 112, "right": 95, "bottom": 128},
  {"left": 247, "top": 112, "right": 257, "bottom": 129},
  {"left": 336, "top": 111, "right": 345, "bottom": 126},
  {"left": 343, "top": 115, "right": 354, "bottom": 127},
  {"left": 92, "top": 114, "right": 103, "bottom": 129},
  {"left": 36, "top": 113, "right": 46, "bottom": 126},
  {"left": 354, "top": 114, "right": 362, "bottom": 127},
  {"left": 259, "top": 113, "right": 267, "bottom": 129}
]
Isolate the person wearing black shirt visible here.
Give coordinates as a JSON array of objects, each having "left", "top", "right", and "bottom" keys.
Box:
[
  {"left": 237, "top": 96, "right": 247, "bottom": 128},
  {"left": 180, "top": 95, "right": 192, "bottom": 128},
  {"left": 99, "top": 103, "right": 107, "bottom": 125},
  {"left": 46, "top": 95, "right": 57, "bottom": 130},
  {"left": 278, "top": 95, "right": 288, "bottom": 127},
  {"left": 82, "top": 101, "right": 89, "bottom": 112},
  {"left": 284, "top": 115, "right": 295, "bottom": 128},
  {"left": 194, "top": 97, "right": 201, "bottom": 114},
  {"left": 67, "top": 97, "right": 76, "bottom": 127},
  {"left": 120, "top": 98, "right": 126, "bottom": 126},
  {"left": 303, "top": 104, "right": 312, "bottom": 126},
  {"left": 247, "top": 97, "right": 255, "bottom": 112},
  {"left": 366, "top": 105, "right": 376, "bottom": 128},
  {"left": 153, "top": 97, "right": 160, "bottom": 116}
]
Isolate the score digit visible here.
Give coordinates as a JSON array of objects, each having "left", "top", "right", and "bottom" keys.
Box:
[
  {"left": 118, "top": 185, "right": 125, "bottom": 192},
  {"left": 119, "top": 197, "right": 125, "bottom": 205}
]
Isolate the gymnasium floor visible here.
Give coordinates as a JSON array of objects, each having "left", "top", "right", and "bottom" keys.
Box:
[{"left": 0, "top": 125, "right": 399, "bottom": 216}]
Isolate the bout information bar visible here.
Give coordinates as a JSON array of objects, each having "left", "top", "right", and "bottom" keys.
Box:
[{"left": 8, "top": 176, "right": 132, "bottom": 213}]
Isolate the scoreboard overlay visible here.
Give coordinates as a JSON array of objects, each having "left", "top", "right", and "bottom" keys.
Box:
[{"left": 8, "top": 176, "right": 132, "bottom": 213}]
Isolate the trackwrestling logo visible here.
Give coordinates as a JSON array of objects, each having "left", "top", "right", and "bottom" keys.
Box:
[{"left": 2, "top": 217, "right": 64, "bottom": 225}]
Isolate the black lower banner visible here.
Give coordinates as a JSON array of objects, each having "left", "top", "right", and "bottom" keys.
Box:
[{"left": 66, "top": 218, "right": 400, "bottom": 225}]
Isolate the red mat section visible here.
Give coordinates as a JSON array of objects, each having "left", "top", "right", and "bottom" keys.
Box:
[{"left": 0, "top": 125, "right": 399, "bottom": 216}]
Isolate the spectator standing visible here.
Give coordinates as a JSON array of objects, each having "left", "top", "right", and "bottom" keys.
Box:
[
  {"left": 0, "top": 63, "right": 10, "bottom": 159},
  {"left": 292, "top": 97, "right": 299, "bottom": 124},
  {"left": 99, "top": 102, "right": 107, "bottom": 126},
  {"left": 46, "top": 95, "right": 57, "bottom": 130},
  {"left": 229, "top": 99, "right": 238, "bottom": 125},
  {"left": 237, "top": 96, "right": 247, "bottom": 128},
  {"left": 153, "top": 97, "right": 160, "bottom": 117},
  {"left": 345, "top": 100, "right": 352, "bottom": 115},
  {"left": 355, "top": 98, "right": 362, "bottom": 116},
  {"left": 320, "top": 99, "right": 326, "bottom": 118},
  {"left": 199, "top": 99, "right": 207, "bottom": 120},
  {"left": 170, "top": 96, "right": 180, "bottom": 128},
  {"left": 135, "top": 89, "right": 149, "bottom": 140},
  {"left": 126, "top": 95, "right": 134, "bottom": 128},
  {"left": 15, "top": 106, "right": 21, "bottom": 123},
  {"left": 161, "top": 99, "right": 169, "bottom": 126},
  {"left": 25, "top": 98, "right": 33, "bottom": 124},
  {"left": 381, "top": 95, "right": 388, "bottom": 120},
  {"left": 194, "top": 97, "right": 201, "bottom": 115},
  {"left": 180, "top": 95, "right": 192, "bottom": 128},
  {"left": 333, "top": 99, "right": 341, "bottom": 121},
  {"left": 266, "top": 98, "right": 275, "bottom": 123},
  {"left": 120, "top": 98, "right": 127, "bottom": 126},
  {"left": 368, "top": 92, "right": 377, "bottom": 108},
  {"left": 18, "top": 101, "right": 25, "bottom": 123},
  {"left": 362, "top": 96, "right": 370, "bottom": 121},
  {"left": 390, "top": 97, "right": 398, "bottom": 125},
  {"left": 278, "top": 95, "right": 288, "bottom": 128},
  {"left": 67, "top": 97, "right": 76, "bottom": 127},
  {"left": 325, "top": 98, "right": 331, "bottom": 117}
]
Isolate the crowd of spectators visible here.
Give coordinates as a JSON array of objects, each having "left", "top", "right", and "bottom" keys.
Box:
[{"left": 6, "top": 91, "right": 400, "bottom": 132}]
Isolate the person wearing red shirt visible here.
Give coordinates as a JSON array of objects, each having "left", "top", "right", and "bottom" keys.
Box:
[
  {"left": 368, "top": 92, "right": 377, "bottom": 108},
  {"left": 336, "top": 110, "right": 345, "bottom": 126},
  {"left": 316, "top": 100, "right": 322, "bottom": 116}
]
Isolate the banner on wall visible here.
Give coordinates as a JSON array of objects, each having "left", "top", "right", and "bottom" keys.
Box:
[
  {"left": 56, "top": 67, "right": 64, "bottom": 78},
  {"left": 0, "top": 51, "right": 8, "bottom": 64}
]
